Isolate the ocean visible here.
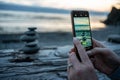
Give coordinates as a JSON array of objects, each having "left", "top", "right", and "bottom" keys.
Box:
[{"left": 0, "top": 10, "right": 108, "bottom": 33}]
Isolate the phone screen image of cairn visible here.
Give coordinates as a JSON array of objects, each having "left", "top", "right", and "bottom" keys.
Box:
[{"left": 74, "top": 17, "right": 92, "bottom": 47}]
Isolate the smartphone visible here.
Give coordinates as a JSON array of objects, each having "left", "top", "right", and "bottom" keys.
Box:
[{"left": 71, "top": 10, "right": 93, "bottom": 60}]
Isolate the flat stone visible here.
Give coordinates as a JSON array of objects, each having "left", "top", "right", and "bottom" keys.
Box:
[
  {"left": 54, "top": 45, "right": 73, "bottom": 58},
  {"left": 21, "top": 45, "right": 40, "bottom": 54},
  {"left": 25, "top": 31, "right": 36, "bottom": 36},
  {"left": 25, "top": 40, "right": 39, "bottom": 47},
  {"left": 9, "top": 53, "right": 36, "bottom": 62},
  {"left": 20, "top": 35, "right": 37, "bottom": 42},
  {"left": 28, "top": 27, "right": 37, "bottom": 31},
  {"left": 38, "top": 49, "right": 55, "bottom": 57},
  {"left": 107, "top": 34, "right": 120, "bottom": 43},
  {"left": 10, "top": 57, "right": 34, "bottom": 62}
]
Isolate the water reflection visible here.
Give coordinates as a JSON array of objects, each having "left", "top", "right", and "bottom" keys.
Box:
[{"left": 0, "top": 10, "right": 107, "bottom": 33}]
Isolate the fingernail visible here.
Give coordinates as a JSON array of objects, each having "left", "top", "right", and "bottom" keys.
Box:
[
  {"left": 86, "top": 51, "right": 91, "bottom": 54},
  {"left": 73, "top": 37, "right": 77, "bottom": 40},
  {"left": 73, "top": 37, "right": 78, "bottom": 43}
]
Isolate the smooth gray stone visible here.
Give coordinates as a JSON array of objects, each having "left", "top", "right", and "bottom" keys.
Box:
[
  {"left": 28, "top": 27, "right": 37, "bottom": 31},
  {"left": 54, "top": 46, "right": 73, "bottom": 58},
  {"left": 25, "top": 31, "right": 36, "bottom": 36},
  {"left": 25, "top": 40, "right": 39, "bottom": 47},
  {"left": 21, "top": 45, "right": 39, "bottom": 54},
  {"left": 20, "top": 35, "right": 37, "bottom": 42},
  {"left": 107, "top": 34, "right": 120, "bottom": 43}
]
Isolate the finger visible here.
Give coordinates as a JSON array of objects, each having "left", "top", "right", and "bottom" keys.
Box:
[
  {"left": 73, "top": 38, "right": 90, "bottom": 62},
  {"left": 68, "top": 53, "right": 74, "bottom": 72},
  {"left": 70, "top": 52, "right": 81, "bottom": 69},
  {"left": 90, "top": 58, "right": 96, "bottom": 68},
  {"left": 87, "top": 48, "right": 106, "bottom": 57},
  {"left": 67, "top": 56, "right": 74, "bottom": 80},
  {"left": 92, "top": 38, "right": 105, "bottom": 48},
  {"left": 67, "top": 59, "right": 71, "bottom": 73},
  {"left": 69, "top": 48, "right": 75, "bottom": 53},
  {"left": 68, "top": 69, "right": 74, "bottom": 80},
  {"left": 87, "top": 50, "right": 93, "bottom": 57}
]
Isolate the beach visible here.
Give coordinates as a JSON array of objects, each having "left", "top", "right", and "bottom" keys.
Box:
[
  {"left": 0, "top": 25, "right": 120, "bottom": 80},
  {"left": 0, "top": 25, "right": 120, "bottom": 49},
  {"left": 0, "top": 10, "right": 120, "bottom": 49}
]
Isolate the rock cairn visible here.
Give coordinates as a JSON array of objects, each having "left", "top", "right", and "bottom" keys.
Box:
[{"left": 21, "top": 27, "right": 40, "bottom": 54}]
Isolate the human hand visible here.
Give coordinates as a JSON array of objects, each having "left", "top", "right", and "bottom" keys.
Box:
[
  {"left": 67, "top": 38, "right": 98, "bottom": 80},
  {"left": 92, "top": 38, "right": 105, "bottom": 48},
  {"left": 87, "top": 39, "right": 120, "bottom": 75}
]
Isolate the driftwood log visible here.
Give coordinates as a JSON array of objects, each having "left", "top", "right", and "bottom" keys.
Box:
[{"left": 0, "top": 42, "right": 120, "bottom": 80}]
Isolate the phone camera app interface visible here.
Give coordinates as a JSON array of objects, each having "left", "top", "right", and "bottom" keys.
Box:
[{"left": 73, "top": 16, "right": 92, "bottom": 48}]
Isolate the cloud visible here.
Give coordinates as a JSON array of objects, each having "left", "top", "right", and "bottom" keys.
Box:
[{"left": 0, "top": 0, "right": 118, "bottom": 11}]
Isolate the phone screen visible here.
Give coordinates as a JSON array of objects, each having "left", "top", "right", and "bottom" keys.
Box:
[{"left": 72, "top": 11, "right": 92, "bottom": 50}]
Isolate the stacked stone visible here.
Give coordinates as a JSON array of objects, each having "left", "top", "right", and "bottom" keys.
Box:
[{"left": 21, "top": 27, "right": 40, "bottom": 54}]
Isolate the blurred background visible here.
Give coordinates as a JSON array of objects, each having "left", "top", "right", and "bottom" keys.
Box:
[{"left": 0, "top": 0, "right": 120, "bottom": 49}]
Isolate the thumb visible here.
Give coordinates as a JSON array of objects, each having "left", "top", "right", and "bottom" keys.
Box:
[
  {"left": 92, "top": 38, "right": 105, "bottom": 48},
  {"left": 87, "top": 48, "right": 105, "bottom": 57}
]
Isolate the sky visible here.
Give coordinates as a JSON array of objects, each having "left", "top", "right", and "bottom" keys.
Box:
[{"left": 0, "top": 0, "right": 119, "bottom": 12}]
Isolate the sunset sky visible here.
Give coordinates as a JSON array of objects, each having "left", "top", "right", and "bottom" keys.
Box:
[{"left": 0, "top": 0, "right": 119, "bottom": 12}]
